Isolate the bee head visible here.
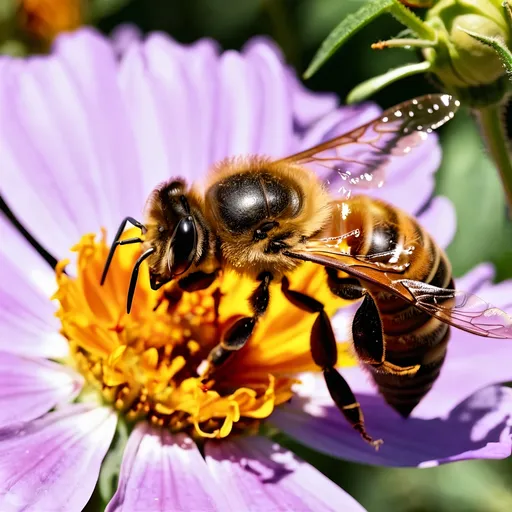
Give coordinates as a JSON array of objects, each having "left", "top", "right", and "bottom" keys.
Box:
[{"left": 144, "top": 179, "right": 201, "bottom": 281}]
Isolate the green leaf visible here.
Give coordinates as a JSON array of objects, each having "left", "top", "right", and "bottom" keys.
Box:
[
  {"left": 98, "top": 419, "right": 130, "bottom": 504},
  {"left": 346, "top": 60, "right": 431, "bottom": 103},
  {"left": 304, "top": 0, "right": 396, "bottom": 79},
  {"left": 436, "top": 110, "right": 512, "bottom": 280},
  {"left": 460, "top": 28, "right": 512, "bottom": 80}
]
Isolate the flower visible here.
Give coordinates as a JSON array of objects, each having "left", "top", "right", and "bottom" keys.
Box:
[{"left": 1, "top": 28, "right": 512, "bottom": 511}]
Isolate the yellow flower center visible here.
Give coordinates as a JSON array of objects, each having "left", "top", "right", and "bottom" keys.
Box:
[{"left": 54, "top": 229, "right": 354, "bottom": 439}]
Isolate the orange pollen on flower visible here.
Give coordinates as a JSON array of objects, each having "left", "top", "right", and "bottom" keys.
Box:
[
  {"left": 54, "top": 229, "right": 355, "bottom": 439},
  {"left": 18, "top": 0, "right": 82, "bottom": 44}
]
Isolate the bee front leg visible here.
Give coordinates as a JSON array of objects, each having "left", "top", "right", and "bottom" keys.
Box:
[
  {"left": 281, "top": 276, "right": 382, "bottom": 449},
  {"left": 201, "top": 272, "right": 273, "bottom": 381}
]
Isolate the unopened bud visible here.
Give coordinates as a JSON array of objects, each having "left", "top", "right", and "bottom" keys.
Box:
[{"left": 423, "top": 0, "right": 510, "bottom": 93}]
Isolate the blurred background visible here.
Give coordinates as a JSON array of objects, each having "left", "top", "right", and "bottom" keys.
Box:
[{"left": 2, "top": 0, "right": 512, "bottom": 510}]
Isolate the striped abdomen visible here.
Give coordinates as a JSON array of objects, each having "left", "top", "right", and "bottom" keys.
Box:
[{"left": 343, "top": 196, "right": 452, "bottom": 417}]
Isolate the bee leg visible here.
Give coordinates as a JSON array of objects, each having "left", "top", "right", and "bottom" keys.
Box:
[
  {"left": 352, "top": 294, "right": 419, "bottom": 376},
  {"left": 202, "top": 272, "right": 273, "bottom": 380},
  {"left": 101, "top": 217, "right": 147, "bottom": 285},
  {"left": 281, "top": 276, "right": 382, "bottom": 449},
  {"left": 325, "top": 268, "right": 365, "bottom": 300}
]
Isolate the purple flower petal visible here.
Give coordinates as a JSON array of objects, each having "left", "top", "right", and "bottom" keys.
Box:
[
  {"left": 53, "top": 29, "right": 145, "bottom": 228},
  {"left": 273, "top": 267, "right": 512, "bottom": 467},
  {"left": 106, "top": 423, "right": 230, "bottom": 512},
  {"left": 110, "top": 24, "right": 143, "bottom": 56},
  {"left": 271, "top": 383, "right": 512, "bottom": 467},
  {"left": 242, "top": 36, "right": 338, "bottom": 129},
  {"left": 2, "top": 28, "right": 445, "bottom": 261},
  {"left": 288, "top": 72, "right": 338, "bottom": 129},
  {"left": 0, "top": 404, "right": 117, "bottom": 512},
  {"left": 0, "top": 216, "right": 68, "bottom": 358},
  {"left": 205, "top": 435, "right": 366, "bottom": 511},
  {"left": 456, "top": 262, "right": 495, "bottom": 291},
  {"left": 0, "top": 29, "right": 143, "bottom": 260},
  {"left": 299, "top": 102, "right": 441, "bottom": 216},
  {"left": 119, "top": 34, "right": 221, "bottom": 196},
  {"left": 366, "top": 134, "right": 441, "bottom": 215},
  {"left": 416, "top": 195, "right": 456, "bottom": 250},
  {"left": 0, "top": 352, "right": 83, "bottom": 428}
]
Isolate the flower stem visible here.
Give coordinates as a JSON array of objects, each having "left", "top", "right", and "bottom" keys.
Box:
[{"left": 476, "top": 104, "right": 512, "bottom": 214}]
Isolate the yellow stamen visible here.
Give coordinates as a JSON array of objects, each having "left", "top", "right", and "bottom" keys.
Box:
[{"left": 54, "top": 229, "right": 355, "bottom": 438}]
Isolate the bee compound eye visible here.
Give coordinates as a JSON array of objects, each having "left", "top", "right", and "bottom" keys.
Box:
[{"left": 169, "top": 216, "right": 197, "bottom": 277}]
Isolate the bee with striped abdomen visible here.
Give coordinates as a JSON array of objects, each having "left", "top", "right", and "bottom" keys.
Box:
[{"left": 102, "top": 94, "right": 512, "bottom": 448}]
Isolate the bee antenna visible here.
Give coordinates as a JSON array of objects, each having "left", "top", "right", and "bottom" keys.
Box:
[
  {"left": 127, "top": 247, "right": 155, "bottom": 314},
  {"left": 101, "top": 217, "right": 147, "bottom": 286}
]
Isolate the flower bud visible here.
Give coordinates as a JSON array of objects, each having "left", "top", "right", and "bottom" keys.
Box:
[{"left": 423, "top": 0, "right": 510, "bottom": 93}]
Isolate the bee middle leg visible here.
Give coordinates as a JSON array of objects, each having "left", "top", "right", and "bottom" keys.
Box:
[
  {"left": 202, "top": 271, "right": 273, "bottom": 380},
  {"left": 281, "top": 276, "right": 382, "bottom": 448},
  {"left": 327, "top": 269, "right": 419, "bottom": 376}
]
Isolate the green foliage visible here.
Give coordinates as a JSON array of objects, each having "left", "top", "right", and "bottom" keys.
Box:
[
  {"left": 304, "top": 0, "right": 396, "bottom": 79},
  {"left": 88, "top": 0, "right": 134, "bottom": 22},
  {"left": 437, "top": 109, "right": 512, "bottom": 279}
]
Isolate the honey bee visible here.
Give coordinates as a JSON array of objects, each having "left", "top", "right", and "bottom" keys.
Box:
[{"left": 101, "top": 94, "right": 512, "bottom": 447}]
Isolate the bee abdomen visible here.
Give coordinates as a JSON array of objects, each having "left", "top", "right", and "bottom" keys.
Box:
[
  {"left": 347, "top": 197, "right": 454, "bottom": 416},
  {"left": 367, "top": 204, "right": 452, "bottom": 416},
  {"left": 370, "top": 340, "right": 448, "bottom": 418}
]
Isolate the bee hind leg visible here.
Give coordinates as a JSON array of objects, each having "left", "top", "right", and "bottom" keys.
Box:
[
  {"left": 201, "top": 271, "right": 273, "bottom": 382},
  {"left": 353, "top": 293, "right": 419, "bottom": 376},
  {"left": 281, "top": 276, "right": 382, "bottom": 449},
  {"left": 327, "top": 269, "right": 418, "bottom": 376}
]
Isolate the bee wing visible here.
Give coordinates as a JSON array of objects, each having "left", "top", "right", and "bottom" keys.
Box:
[
  {"left": 398, "top": 279, "right": 512, "bottom": 339},
  {"left": 285, "top": 249, "right": 512, "bottom": 339},
  {"left": 277, "top": 94, "right": 459, "bottom": 198}
]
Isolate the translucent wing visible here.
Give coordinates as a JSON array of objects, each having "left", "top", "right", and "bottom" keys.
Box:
[
  {"left": 399, "top": 280, "right": 512, "bottom": 339},
  {"left": 277, "top": 94, "right": 460, "bottom": 198},
  {"left": 284, "top": 249, "right": 512, "bottom": 339}
]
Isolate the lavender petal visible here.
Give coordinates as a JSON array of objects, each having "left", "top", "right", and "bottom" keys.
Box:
[
  {"left": 205, "top": 435, "right": 366, "bottom": 511},
  {"left": 0, "top": 216, "right": 67, "bottom": 358},
  {"left": 417, "top": 195, "right": 456, "bottom": 250},
  {"left": 0, "top": 404, "right": 116, "bottom": 512},
  {"left": 0, "top": 352, "right": 83, "bottom": 428},
  {"left": 272, "top": 378, "right": 512, "bottom": 467},
  {"left": 106, "top": 423, "right": 230, "bottom": 512}
]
